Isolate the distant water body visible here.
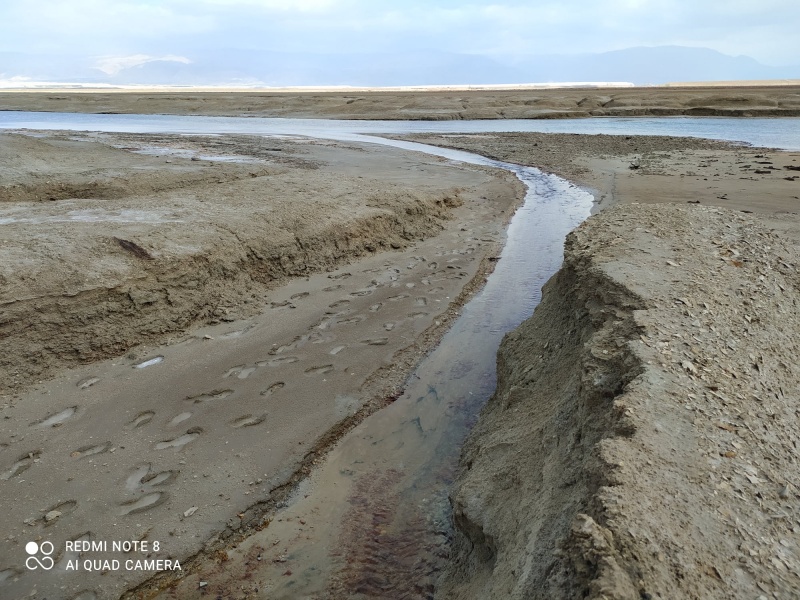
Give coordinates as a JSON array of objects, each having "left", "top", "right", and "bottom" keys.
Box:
[{"left": 1, "top": 112, "right": 799, "bottom": 151}]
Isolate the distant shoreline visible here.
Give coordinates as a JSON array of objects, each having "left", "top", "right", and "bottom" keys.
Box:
[
  {"left": 1, "top": 84, "right": 798, "bottom": 120},
  {"left": 0, "top": 80, "right": 799, "bottom": 93}
]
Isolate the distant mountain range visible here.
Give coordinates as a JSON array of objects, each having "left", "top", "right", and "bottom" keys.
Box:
[{"left": 1, "top": 46, "right": 797, "bottom": 87}]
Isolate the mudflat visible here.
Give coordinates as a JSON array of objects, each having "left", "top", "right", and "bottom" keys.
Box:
[
  {"left": 390, "top": 132, "right": 800, "bottom": 214},
  {"left": 0, "top": 84, "right": 799, "bottom": 119},
  {"left": 0, "top": 129, "right": 521, "bottom": 599},
  {"left": 1, "top": 94, "right": 800, "bottom": 599}
]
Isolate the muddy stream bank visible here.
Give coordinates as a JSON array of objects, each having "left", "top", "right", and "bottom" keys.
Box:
[{"left": 138, "top": 144, "right": 593, "bottom": 598}]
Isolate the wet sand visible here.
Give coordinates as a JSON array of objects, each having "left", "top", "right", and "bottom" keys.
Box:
[
  {"left": 2, "top": 113, "right": 800, "bottom": 599},
  {"left": 0, "top": 130, "right": 521, "bottom": 599},
  {"left": 391, "top": 132, "right": 800, "bottom": 214}
]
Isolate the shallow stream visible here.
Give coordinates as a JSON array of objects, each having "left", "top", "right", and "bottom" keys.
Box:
[
  {"left": 1, "top": 112, "right": 796, "bottom": 596},
  {"left": 178, "top": 155, "right": 593, "bottom": 598}
]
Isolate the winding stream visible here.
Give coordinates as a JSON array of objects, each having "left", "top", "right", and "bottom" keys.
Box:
[
  {"left": 161, "top": 156, "right": 593, "bottom": 599},
  {"left": 1, "top": 112, "right": 796, "bottom": 597}
]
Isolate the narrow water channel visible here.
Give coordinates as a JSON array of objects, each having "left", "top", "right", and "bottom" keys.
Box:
[
  {"left": 154, "top": 142, "right": 594, "bottom": 598},
  {"left": 311, "top": 150, "right": 594, "bottom": 597},
  {"left": 1, "top": 112, "right": 795, "bottom": 597}
]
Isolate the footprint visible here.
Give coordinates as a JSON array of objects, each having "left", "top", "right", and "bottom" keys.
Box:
[
  {"left": 220, "top": 325, "right": 252, "bottom": 339},
  {"left": 0, "top": 568, "right": 22, "bottom": 583},
  {"left": 76, "top": 376, "right": 100, "bottom": 389},
  {"left": 328, "top": 299, "right": 351, "bottom": 309},
  {"left": 187, "top": 389, "right": 233, "bottom": 404},
  {"left": 405, "top": 283, "right": 416, "bottom": 288},
  {"left": 70, "top": 442, "right": 111, "bottom": 459},
  {"left": 383, "top": 323, "right": 395, "bottom": 331},
  {"left": 330, "top": 345, "right": 346, "bottom": 355},
  {"left": 120, "top": 492, "right": 166, "bottom": 515},
  {"left": 126, "top": 464, "right": 177, "bottom": 493},
  {"left": 168, "top": 412, "right": 192, "bottom": 427},
  {"left": 155, "top": 428, "right": 202, "bottom": 451},
  {"left": 349, "top": 289, "right": 373, "bottom": 297},
  {"left": 429, "top": 262, "right": 439, "bottom": 269},
  {"left": 291, "top": 292, "right": 310, "bottom": 300},
  {"left": 1, "top": 451, "right": 40, "bottom": 480},
  {"left": 415, "top": 297, "right": 428, "bottom": 307},
  {"left": 369, "top": 302, "right": 383, "bottom": 312},
  {"left": 259, "top": 356, "right": 300, "bottom": 367},
  {"left": 142, "top": 471, "right": 175, "bottom": 487},
  {"left": 308, "top": 331, "right": 333, "bottom": 344},
  {"left": 323, "top": 284, "right": 343, "bottom": 292},
  {"left": 230, "top": 414, "right": 266, "bottom": 428},
  {"left": 133, "top": 356, "right": 164, "bottom": 369},
  {"left": 336, "top": 315, "right": 366, "bottom": 326},
  {"left": 409, "top": 312, "right": 430, "bottom": 319},
  {"left": 305, "top": 365, "right": 334, "bottom": 376},
  {"left": 328, "top": 272, "right": 352, "bottom": 280},
  {"left": 429, "top": 287, "right": 445, "bottom": 294},
  {"left": 387, "top": 294, "right": 409, "bottom": 302},
  {"left": 361, "top": 338, "right": 389, "bottom": 346},
  {"left": 223, "top": 365, "right": 256, "bottom": 379},
  {"left": 126, "top": 411, "right": 155, "bottom": 429},
  {"left": 260, "top": 382, "right": 285, "bottom": 397},
  {"left": 270, "top": 300, "right": 292, "bottom": 308},
  {"left": 231, "top": 367, "right": 256, "bottom": 379},
  {"left": 269, "top": 336, "right": 302, "bottom": 354},
  {"left": 32, "top": 406, "right": 76, "bottom": 428}
]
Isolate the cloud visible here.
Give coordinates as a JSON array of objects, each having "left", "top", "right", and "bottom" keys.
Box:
[
  {"left": 94, "top": 54, "right": 192, "bottom": 76},
  {"left": 0, "top": 0, "right": 797, "bottom": 80}
]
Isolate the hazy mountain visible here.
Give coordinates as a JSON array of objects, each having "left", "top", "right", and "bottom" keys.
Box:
[
  {"left": 1, "top": 46, "right": 796, "bottom": 87},
  {"left": 499, "top": 46, "right": 798, "bottom": 85}
]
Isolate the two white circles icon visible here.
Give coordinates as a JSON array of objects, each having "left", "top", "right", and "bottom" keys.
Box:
[{"left": 25, "top": 541, "right": 55, "bottom": 570}]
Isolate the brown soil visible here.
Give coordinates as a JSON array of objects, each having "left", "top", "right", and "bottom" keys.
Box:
[{"left": 1, "top": 85, "right": 800, "bottom": 120}]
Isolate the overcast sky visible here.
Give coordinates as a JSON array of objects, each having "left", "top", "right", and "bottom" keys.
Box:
[{"left": 1, "top": 0, "right": 798, "bottom": 82}]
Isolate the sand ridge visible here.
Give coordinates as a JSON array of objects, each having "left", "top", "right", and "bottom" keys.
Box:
[
  {"left": 1, "top": 85, "right": 799, "bottom": 120},
  {"left": 440, "top": 202, "right": 800, "bottom": 599}
]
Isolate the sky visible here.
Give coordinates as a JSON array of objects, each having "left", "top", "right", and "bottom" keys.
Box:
[{"left": 0, "top": 0, "right": 798, "bottom": 85}]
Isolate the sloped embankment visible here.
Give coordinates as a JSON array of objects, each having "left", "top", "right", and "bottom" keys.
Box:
[
  {"left": 1, "top": 132, "right": 520, "bottom": 392},
  {"left": 0, "top": 192, "right": 460, "bottom": 392},
  {"left": 440, "top": 203, "right": 800, "bottom": 599}
]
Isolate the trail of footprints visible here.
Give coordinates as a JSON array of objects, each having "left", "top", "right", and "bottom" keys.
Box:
[{"left": 1, "top": 254, "right": 463, "bottom": 536}]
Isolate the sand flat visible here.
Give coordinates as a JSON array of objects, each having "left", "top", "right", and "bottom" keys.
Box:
[
  {"left": 0, "top": 129, "right": 521, "bottom": 599},
  {"left": 1, "top": 84, "right": 799, "bottom": 120},
  {"left": 2, "top": 93, "right": 800, "bottom": 598}
]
